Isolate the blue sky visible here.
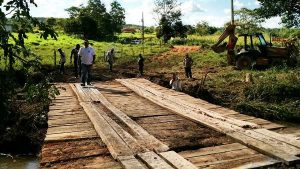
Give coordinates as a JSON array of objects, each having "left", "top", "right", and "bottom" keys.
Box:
[{"left": 4, "top": 0, "right": 282, "bottom": 28}]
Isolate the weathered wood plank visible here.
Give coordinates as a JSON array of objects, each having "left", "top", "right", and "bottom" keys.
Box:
[
  {"left": 47, "top": 123, "right": 93, "bottom": 135},
  {"left": 80, "top": 102, "right": 134, "bottom": 158},
  {"left": 254, "top": 129, "right": 300, "bottom": 149},
  {"left": 48, "top": 110, "right": 84, "bottom": 117},
  {"left": 92, "top": 104, "right": 148, "bottom": 154},
  {"left": 45, "top": 130, "right": 98, "bottom": 142},
  {"left": 90, "top": 88, "right": 169, "bottom": 152},
  {"left": 48, "top": 118, "right": 90, "bottom": 127},
  {"left": 118, "top": 156, "right": 148, "bottom": 169},
  {"left": 228, "top": 131, "right": 300, "bottom": 164},
  {"left": 179, "top": 143, "right": 247, "bottom": 158},
  {"left": 74, "top": 83, "right": 91, "bottom": 102},
  {"left": 137, "top": 151, "right": 174, "bottom": 169},
  {"left": 159, "top": 151, "right": 198, "bottom": 169},
  {"left": 200, "top": 154, "right": 278, "bottom": 169}
]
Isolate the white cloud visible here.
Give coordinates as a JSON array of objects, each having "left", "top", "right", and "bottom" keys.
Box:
[
  {"left": 234, "top": 0, "right": 244, "bottom": 9},
  {"left": 181, "top": 0, "right": 205, "bottom": 14},
  {"left": 261, "top": 17, "right": 282, "bottom": 28},
  {"left": 224, "top": 8, "right": 231, "bottom": 15}
]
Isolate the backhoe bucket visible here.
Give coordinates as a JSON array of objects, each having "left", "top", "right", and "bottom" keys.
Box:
[
  {"left": 211, "top": 42, "right": 227, "bottom": 53},
  {"left": 211, "top": 24, "right": 236, "bottom": 53}
]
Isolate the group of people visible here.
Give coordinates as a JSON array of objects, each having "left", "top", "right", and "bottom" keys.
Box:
[
  {"left": 58, "top": 40, "right": 146, "bottom": 86},
  {"left": 58, "top": 40, "right": 193, "bottom": 90},
  {"left": 58, "top": 40, "right": 95, "bottom": 86}
]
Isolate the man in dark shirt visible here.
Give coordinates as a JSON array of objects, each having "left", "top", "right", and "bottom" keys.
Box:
[
  {"left": 70, "top": 44, "right": 80, "bottom": 77},
  {"left": 138, "top": 54, "right": 145, "bottom": 76}
]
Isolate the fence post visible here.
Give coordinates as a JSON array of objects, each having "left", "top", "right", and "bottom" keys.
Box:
[
  {"left": 53, "top": 49, "right": 56, "bottom": 67},
  {"left": 103, "top": 51, "right": 106, "bottom": 62}
]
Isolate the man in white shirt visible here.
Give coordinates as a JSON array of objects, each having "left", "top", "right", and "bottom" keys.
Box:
[{"left": 78, "top": 41, "right": 96, "bottom": 86}]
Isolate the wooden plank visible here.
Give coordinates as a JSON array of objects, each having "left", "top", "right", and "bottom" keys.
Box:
[
  {"left": 120, "top": 79, "right": 259, "bottom": 129},
  {"left": 80, "top": 102, "right": 134, "bottom": 158},
  {"left": 241, "top": 130, "right": 300, "bottom": 155},
  {"left": 90, "top": 88, "right": 169, "bottom": 152},
  {"left": 48, "top": 118, "right": 90, "bottom": 127},
  {"left": 159, "top": 151, "right": 198, "bottom": 169},
  {"left": 188, "top": 148, "right": 258, "bottom": 165},
  {"left": 254, "top": 129, "right": 300, "bottom": 149},
  {"left": 48, "top": 113, "right": 87, "bottom": 120},
  {"left": 232, "top": 156, "right": 279, "bottom": 169},
  {"left": 179, "top": 143, "right": 247, "bottom": 158},
  {"left": 92, "top": 104, "right": 148, "bottom": 154},
  {"left": 48, "top": 110, "right": 84, "bottom": 117},
  {"left": 47, "top": 123, "right": 93, "bottom": 135},
  {"left": 137, "top": 151, "right": 174, "bottom": 169},
  {"left": 261, "top": 123, "right": 285, "bottom": 130},
  {"left": 200, "top": 154, "right": 278, "bottom": 169},
  {"left": 246, "top": 118, "right": 272, "bottom": 125},
  {"left": 45, "top": 130, "right": 98, "bottom": 142},
  {"left": 74, "top": 83, "right": 91, "bottom": 102},
  {"left": 118, "top": 156, "right": 147, "bottom": 169},
  {"left": 228, "top": 131, "right": 300, "bottom": 164},
  {"left": 69, "top": 83, "right": 83, "bottom": 102},
  {"left": 49, "top": 105, "right": 82, "bottom": 111}
]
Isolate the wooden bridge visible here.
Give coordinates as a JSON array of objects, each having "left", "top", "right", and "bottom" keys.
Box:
[{"left": 40, "top": 78, "right": 300, "bottom": 169}]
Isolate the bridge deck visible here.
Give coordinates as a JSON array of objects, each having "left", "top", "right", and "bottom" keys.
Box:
[{"left": 40, "top": 79, "right": 300, "bottom": 169}]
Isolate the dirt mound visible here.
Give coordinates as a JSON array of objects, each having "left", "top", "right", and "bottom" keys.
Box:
[
  {"left": 171, "top": 46, "right": 200, "bottom": 53},
  {"left": 152, "top": 45, "right": 200, "bottom": 61}
]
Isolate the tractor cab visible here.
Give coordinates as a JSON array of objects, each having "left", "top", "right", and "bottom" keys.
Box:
[{"left": 235, "top": 33, "right": 291, "bottom": 69}]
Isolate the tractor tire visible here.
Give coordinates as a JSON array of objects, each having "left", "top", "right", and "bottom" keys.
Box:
[{"left": 236, "top": 55, "right": 253, "bottom": 70}]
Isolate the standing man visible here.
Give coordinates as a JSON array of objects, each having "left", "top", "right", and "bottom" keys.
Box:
[
  {"left": 78, "top": 40, "right": 96, "bottom": 86},
  {"left": 70, "top": 44, "right": 80, "bottom": 78},
  {"left": 105, "top": 48, "right": 115, "bottom": 72},
  {"left": 183, "top": 53, "right": 193, "bottom": 78},
  {"left": 138, "top": 54, "right": 145, "bottom": 76},
  {"left": 58, "top": 48, "right": 66, "bottom": 74}
]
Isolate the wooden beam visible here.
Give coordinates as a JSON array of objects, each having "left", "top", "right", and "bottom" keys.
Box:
[
  {"left": 254, "top": 129, "right": 300, "bottom": 149},
  {"left": 228, "top": 131, "right": 300, "bottom": 165},
  {"left": 159, "top": 151, "right": 198, "bottom": 169},
  {"left": 89, "top": 88, "right": 169, "bottom": 152},
  {"left": 80, "top": 102, "right": 134, "bottom": 158},
  {"left": 118, "top": 156, "right": 147, "bottom": 169},
  {"left": 137, "top": 151, "right": 174, "bottom": 169}
]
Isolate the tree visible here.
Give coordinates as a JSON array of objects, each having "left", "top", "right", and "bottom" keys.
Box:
[
  {"left": 65, "top": 0, "right": 126, "bottom": 40},
  {"left": 195, "top": 21, "right": 218, "bottom": 35},
  {"left": 0, "top": 0, "right": 58, "bottom": 130},
  {"left": 154, "top": 0, "right": 187, "bottom": 42},
  {"left": 235, "top": 8, "right": 264, "bottom": 33},
  {"left": 156, "top": 15, "right": 174, "bottom": 43},
  {"left": 255, "top": 0, "right": 300, "bottom": 28},
  {"left": 46, "top": 17, "right": 57, "bottom": 27},
  {"left": 110, "top": 1, "right": 126, "bottom": 34}
]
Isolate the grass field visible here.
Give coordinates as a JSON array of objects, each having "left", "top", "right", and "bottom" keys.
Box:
[{"left": 1, "top": 32, "right": 300, "bottom": 123}]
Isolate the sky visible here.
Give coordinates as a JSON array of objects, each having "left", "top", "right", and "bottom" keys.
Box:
[{"left": 4, "top": 0, "right": 282, "bottom": 28}]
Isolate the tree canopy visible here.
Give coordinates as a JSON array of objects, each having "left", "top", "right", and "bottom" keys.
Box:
[
  {"left": 255, "top": 0, "right": 300, "bottom": 28},
  {"left": 154, "top": 0, "right": 187, "bottom": 43},
  {"left": 64, "top": 0, "right": 125, "bottom": 40}
]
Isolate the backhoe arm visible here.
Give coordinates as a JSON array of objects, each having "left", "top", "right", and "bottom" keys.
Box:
[{"left": 211, "top": 24, "right": 237, "bottom": 53}]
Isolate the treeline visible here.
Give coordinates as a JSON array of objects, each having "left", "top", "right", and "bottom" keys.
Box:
[{"left": 63, "top": 0, "right": 125, "bottom": 40}]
